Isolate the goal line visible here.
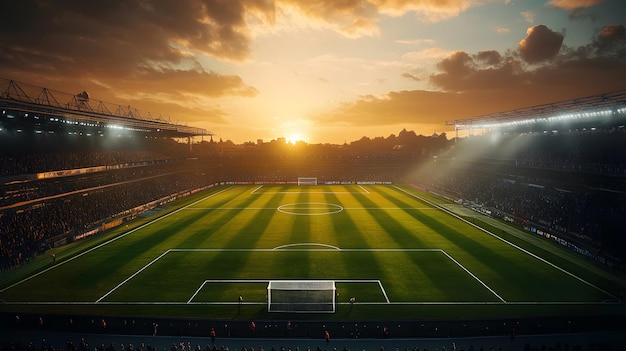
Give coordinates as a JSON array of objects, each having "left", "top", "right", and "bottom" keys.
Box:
[
  {"left": 187, "top": 279, "right": 390, "bottom": 306},
  {"left": 298, "top": 177, "right": 318, "bottom": 185}
]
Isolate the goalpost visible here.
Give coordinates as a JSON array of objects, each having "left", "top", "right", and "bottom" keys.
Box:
[
  {"left": 267, "top": 280, "right": 336, "bottom": 313},
  {"left": 297, "top": 177, "right": 318, "bottom": 185}
]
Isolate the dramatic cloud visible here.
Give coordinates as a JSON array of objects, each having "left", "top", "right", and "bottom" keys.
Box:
[
  {"left": 430, "top": 24, "right": 626, "bottom": 95},
  {"left": 474, "top": 50, "right": 502, "bottom": 66},
  {"left": 316, "top": 90, "right": 471, "bottom": 126},
  {"left": 547, "top": 0, "right": 605, "bottom": 20},
  {"left": 0, "top": 0, "right": 266, "bottom": 127},
  {"left": 0, "top": 0, "right": 487, "bottom": 89},
  {"left": 593, "top": 24, "right": 626, "bottom": 56},
  {"left": 0, "top": 1, "right": 622, "bottom": 142},
  {"left": 371, "top": 0, "right": 475, "bottom": 22},
  {"left": 547, "top": 0, "right": 605, "bottom": 10},
  {"left": 321, "top": 24, "right": 626, "bottom": 129},
  {"left": 276, "top": 0, "right": 481, "bottom": 38},
  {"left": 0, "top": 0, "right": 488, "bottom": 132},
  {"left": 278, "top": 0, "right": 380, "bottom": 38},
  {"left": 429, "top": 51, "right": 521, "bottom": 92},
  {"left": 0, "top": 1, "right": 263, "bottom": 91},
  {"left": 518, "top": 25, "right": 564, "bottom": 63},
  {"left": 315, "top": 88, "right": 545, "bottom": 128},
  {"left": 0, "top": 0, "right": 271, "bottom": 65}
]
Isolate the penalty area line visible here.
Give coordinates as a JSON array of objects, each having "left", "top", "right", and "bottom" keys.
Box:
[
  {"left": 440, "top": 250, "right": 506, "bottom": 303},
  {"left": 187, "top": 279, "right": 271, "bottom": 304},
  {"left": 335, "top": 279, "right": 390, "bottom": 303},
  {"left": 186, "top": 279, "right": 391, "bottom": 304},
  {"left": 188, "top": 280, "right": 208, "bottom": 304},
  {"left": 394, "top": 185, "right": 618, "bottom": 301},
  {"left": 96, "top": 250, "right": 171, "bottom": 303}
]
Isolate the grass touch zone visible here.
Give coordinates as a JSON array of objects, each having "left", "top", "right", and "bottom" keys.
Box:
[{"left": 1, "top": 184, "right": 625, "bottom": 320}]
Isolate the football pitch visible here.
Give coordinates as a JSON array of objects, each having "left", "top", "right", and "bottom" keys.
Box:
[{"left": 1, "top": 184, "right": 624, "bottom": 320}]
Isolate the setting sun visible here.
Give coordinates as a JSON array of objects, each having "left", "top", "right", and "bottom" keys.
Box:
[
  {"left": 286, "top": 133, "right": 305, "bottom": 144},
  {"left": 1, "top": 1, "right": 623, "bottom": 145}
]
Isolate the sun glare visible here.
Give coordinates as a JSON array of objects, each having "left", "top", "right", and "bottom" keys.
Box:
[
  {"left": 286, "top": 132, "right": 305, "bottom": 144},
  {"left": 287, "top": 133, "right": 302, "bottom": 145}
]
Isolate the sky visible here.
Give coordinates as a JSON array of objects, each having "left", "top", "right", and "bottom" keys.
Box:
[{"left": 1, "top": 0, "right": 625, "bottom": 144}]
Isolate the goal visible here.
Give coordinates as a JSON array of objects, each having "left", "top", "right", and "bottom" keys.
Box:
[
  {"left": 267, "top": 280, "right": 336, "bottom": 313},
  {"left": 297, "top": 177, "right": 318, "bottom": 185}
]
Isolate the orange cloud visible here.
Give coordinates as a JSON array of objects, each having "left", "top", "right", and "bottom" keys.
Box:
[
  {"left": 316, "top": 88, "right": 542, "bottom": 129},
  {"left": 547, "top": 0, "right": 604, "bottom": 10},
  {"left": 278, "top": 0, "right": 380, "bottom": 38},
  {"left": 518, "top": 25, "right": 564, "bottom": 63},
  {"left": 371, "top": 0, "right": 475, "bottom": 22},
  {"left": 321, "top": 24, "right": 626, "bottom": 129},
  {"left": 1, "top": 1, "right": 622, "bottom": 141},
  {"left": 0, "top": 0, "right": 487, "bottom": 80},
  {"left": 0, "top": 0, "right": 261, "bottom": 125},
  {"left": 475, "top": 50, "right": 503, "bottom": 66},
  {"left": 593, "top": 24, "right": 626, "bottom": 54},
  {"left": 275, "top": 0, "right": 484, "bottom": 38}
]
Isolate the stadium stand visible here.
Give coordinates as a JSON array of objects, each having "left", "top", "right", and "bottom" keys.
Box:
[
  {"left": 2, "top": 81, "right": 625, "bottom": 348},
  {"left": 1, "top": 313, "right": 625, "bottom": 351},
  {"left": 413, "top": 126, "right": 626, "bottom": 270},
  {"left": 2, "top": 103, "right": 626, "bottom": 271}
]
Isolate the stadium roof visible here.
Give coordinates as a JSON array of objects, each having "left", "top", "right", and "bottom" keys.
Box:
[
  {"left": 446, "top": 89, "right": 626, "bottom": 131},
  {"left": 0, "top": 78, "right": 210, "bottom": 138}
]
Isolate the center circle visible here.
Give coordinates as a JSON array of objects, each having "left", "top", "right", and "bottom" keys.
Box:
[{"left": 277, "top": 202, "right": 344, "bottom": 215}]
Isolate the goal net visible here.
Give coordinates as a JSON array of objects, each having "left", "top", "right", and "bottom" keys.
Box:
[
  {"left": 267, "top": 280, "right": 336, "bottom": 313},
  {"left": 297, "top": 177, "right": 318, "bottom": 185}
]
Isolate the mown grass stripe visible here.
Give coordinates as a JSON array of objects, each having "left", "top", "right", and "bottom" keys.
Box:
[
  {"left": 3, "top": 184, "right": 623, "bottom": 320},
  {"left": 0, "top": 186, "right": 234, "bottom": 294},
  {"left": 440, "top": 250, "right": 506, "bottom": 303},
  {"left": 96, "top": 250, "right": 171, "bottom": 303},
  {"left": 393, "top": 185, "right": 618, "bottom": 301}
]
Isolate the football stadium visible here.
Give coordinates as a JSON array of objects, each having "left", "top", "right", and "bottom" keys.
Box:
[{"left": 1, "top": 79, "right": 626, "bottom": 350}]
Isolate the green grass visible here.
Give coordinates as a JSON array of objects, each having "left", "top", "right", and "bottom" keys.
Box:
[{"left": 1, "top": 184, "right": 625, "bottom": 320}]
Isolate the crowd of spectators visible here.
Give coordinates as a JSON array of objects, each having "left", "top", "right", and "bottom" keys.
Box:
[
  {"left": 416, "top": 129, "right": 626, "bottom": 266},
  {"left": 2, "top": 126, "right": 625, "bottom": 271},
  {"left": 2, "top": 313, "right": 623, "bottom": 351},
  {"left": 0, "top": 150, "right": 173, "bottom": 178},
  {"left": 427, "top": 172, "right": 624, "bottom": 249},
  {"left": 453, "top": 128, "right": 626, "bottom": 177},
  {"left": 2, "top": 336, "right": 619, "bottom": 351},
  {"left": 205, "top": 157, "right": 415, "bottom": 184},
  {"left": 0, "top": 156, "right": 217, "bottom": 271},
  {"left": 0, "top": 139, "right": 423, "bottom": 271},
  {"left": 0, "top": 159, "right": 197, "bottom": 208}
]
